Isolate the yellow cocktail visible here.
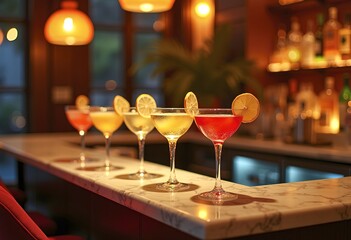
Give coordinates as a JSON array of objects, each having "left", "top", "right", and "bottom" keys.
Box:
[
  {"left": 151, "top": 108, "right": 193, "bottom": 191},
  {"left": 90, "top": 111, "right": 123, "bottom": 137},
  {"left": 90, "top": 106, "right": 123, "bottom": 171}
]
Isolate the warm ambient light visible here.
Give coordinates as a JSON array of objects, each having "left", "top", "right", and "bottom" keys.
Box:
[
  {"left": 191, "top": 0, "right": 214, "bottom": 50},
  {"left": 279, "top": 0, "right": 304, "bottom": 5},
  {"left": 7, "top": 28, "right": 18, "bottom": 42},
  {"left": 118, "top": 0, "right": 175, "bottom": 13},
  {"left": 195, "top": 2, "right": 211, "bottom": 17},
  {"left": 140, "top": 3, "right": 154, "bottom": 12},
  {"left": 0, "top": 29, "right": 4, "bottom": 45},
  {"left": 44, "top": 0, "right": 94, "bottom": 46}
]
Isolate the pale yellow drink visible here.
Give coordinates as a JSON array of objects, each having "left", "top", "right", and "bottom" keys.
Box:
[
  {"left": 123, "top": 111, "right": 154, "bottom": 137},
  {"left": 90, "top": 111, "right": 123, "bottom": 137},
  {"left": 151, "top": 113, "right": 193, "bottom": 140},
  {"left": 122, "top": 107, "right": 157, "bottom": 179}
]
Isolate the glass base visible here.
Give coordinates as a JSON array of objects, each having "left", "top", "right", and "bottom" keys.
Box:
[
  {"left": 156, "top": 181, "right": 189, "bottom": 192},
  {"left": 81, "top": 156, "right": 100, "bottom": 163},
  {"left": 94, "top": 165, "right": 122, "bottom": 171},
  {"left": 128, "top": 171, "right": 162, "bottom": 180},
  {"left": 198, "top": 188, "right": 238, "bottom": 203},
  {"left": 53, "top": 156, "right": 99, "bottom": 163}
]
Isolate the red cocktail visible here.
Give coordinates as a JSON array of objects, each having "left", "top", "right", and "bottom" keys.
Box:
[
  {"left": 66, "top": 108, "right": 92, "bottom": 133},
  {"left": 65, "top": 105, "right": 94, "bottom": 164},
  {"left": 194, "top": 109, "right": 243, "bottom": 203}
]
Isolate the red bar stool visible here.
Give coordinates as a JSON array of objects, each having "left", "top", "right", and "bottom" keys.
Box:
[
  {"left": 0, "top": 179, "right": 58, "bottom": 235},
  {"left": 0, "top": 185, "right": 84, "bottom": 240}
]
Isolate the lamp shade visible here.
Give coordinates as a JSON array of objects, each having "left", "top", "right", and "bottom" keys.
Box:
[
  {"left": 118, "top": 0, "right": 175, "bottom": 13},
  {"left": 44, "top": 1, "right": 94, "bottom": 45}
]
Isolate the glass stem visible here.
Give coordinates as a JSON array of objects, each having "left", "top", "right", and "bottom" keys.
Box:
[
  {"left": 104, "top": 134, "right": 111, "bottom": 168},
  {"left": 138, "top": 135, "right": 146, "bottom": 174},
  {"left": 168, "top": 139, "right": 178, "bottom": 184},
  {"left": 214, "top": 143, "right": 223, "bottom": 191},
  {"left": 79, "top": 130, "right": 86, "bottom": 162}
]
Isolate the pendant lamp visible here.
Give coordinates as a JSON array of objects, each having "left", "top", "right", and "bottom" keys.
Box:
[
  {"left": 44, "top": 0, "right": 94, "bottom": 46},
  {"left": 118, "top": 0, "right": 175, "bottom": 13}
]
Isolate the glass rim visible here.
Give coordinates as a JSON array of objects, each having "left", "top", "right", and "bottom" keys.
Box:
[
  {"left": 195, "top": 108, "right": 232, "bottom": 111},
  {"left": 65, "top": 105, "right": 90, "bottom": 109},
  {"left": 151, "top": 107, "right": 188, "bottom": 110},
  {"left": 89, "top": 106, "right": 115, "bottom": 111}
]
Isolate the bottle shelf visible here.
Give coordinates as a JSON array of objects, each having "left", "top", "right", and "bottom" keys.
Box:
[
  {"left": 267, "top": 60, "right": 351, "bottom": 73},
  {"left": 268, "top": 0, "right": 349, "bottom": 14}
]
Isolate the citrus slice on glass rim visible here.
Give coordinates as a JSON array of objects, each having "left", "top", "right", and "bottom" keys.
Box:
[
  {"left": 231, "top": 93, "right": 260, "bottom": 123},
  {"left": 75, "top": 95, "right": 89, "bottom": 110},
  {"left": 113, "top": 95, "right": 130, "bottom": 116},
  {"left": 136, "top": 94, "right": 157, "bottom": 118},
  {"left": 184, "top": 91, "right": 199, "bottom": 117}
]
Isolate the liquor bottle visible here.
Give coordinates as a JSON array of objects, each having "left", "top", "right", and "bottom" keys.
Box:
[
  {"left": 323, "top": 7, "right": 341, "bottom": 64},
  {"left": 339, "top": 73, "right": 351, "bottom": 131},
  {"left": 294, "top": 83, "right": 319, "bottom": 144},
  {"left": 345, "top": 100, "right": 351, "bottom": 145},
  {"left": 317, "top": 76, "right": 339, "bottom": 134},
  {"left": 301, "top": 20, "right": 315, "bottom": 67},
  {"left": 287, "top": 17, "right": 302, "bottom": 68},
  {"left": 339, "top": 13, "right": 351, "bottom": 60},
  {"left": 287, "top": 78, "right": 298, "bottom": 130},
  {"left": 295, "top": 82, "right": 320, "bottom": 120},
  {"left": 269, "top": 27, "right": 289, "bottom": 68},
  {"left": 315, "top": 13, "right": 324, "bottom": 61}
]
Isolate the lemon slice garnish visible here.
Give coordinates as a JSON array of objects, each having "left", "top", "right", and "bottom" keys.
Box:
[
  {"left": 136, "top": 94, "right": 157, "bottom": 118},
  {"left": 184, "top": 91, "right": 199, "bottom": 117},
  {"left": 231, "top": 93, "right": 260, "bottom": 123},
  {"left": 75, "top": 95, "right": 89, "bottom": 110},
  {"left": 113, "top": 95, "right": 130, "bottom": 116}
]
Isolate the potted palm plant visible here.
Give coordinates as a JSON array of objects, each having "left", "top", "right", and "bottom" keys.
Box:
[{"left": 132, "top": 24, "right": 262, "bottom": 107}]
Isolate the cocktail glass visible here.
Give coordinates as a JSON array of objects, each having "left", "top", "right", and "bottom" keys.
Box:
[
  {"left": 65, "top": 105, "right": 95, "bottom": 164},
  {"left": 194, "top": 108, "right": 243, "bottom": 202},
  {"left": 122, "top": 107, "right": 159, "bottom": 179},
  {"left": 89, "top": 106, "right": 124, "bottom": 171},
  {"left": 150, "top": 108, "right": 193, "bottom": 191}
]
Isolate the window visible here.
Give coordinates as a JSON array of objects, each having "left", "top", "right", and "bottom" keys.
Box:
[
  {"left": 89, "top": 0, "right": 164, "bottom": 106},
  {"left": 0, "top": 0, "right": 27, "bottom": 184}
]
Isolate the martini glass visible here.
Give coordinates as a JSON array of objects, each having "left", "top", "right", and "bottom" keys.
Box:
[
  {"left": 150, "top": 108, "right": 193, "bottom": 191},
  {"left": 122, "top": 107, "right": 160, "bottom": 179},
  {"left": 194, "top": 108, "right": 243, "bottom": 203},
  {"left": 65, "top": 105, "right": 96, "bottom": 164},
  {"left": 89, "top": 106, "right": 124, "bottom": 171}
]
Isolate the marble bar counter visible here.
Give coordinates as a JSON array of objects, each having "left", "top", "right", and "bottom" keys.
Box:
[{"left": 1, "top": 132, "right": 351, "bottom": 239}]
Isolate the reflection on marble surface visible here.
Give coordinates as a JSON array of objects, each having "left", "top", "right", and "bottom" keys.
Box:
[{"left": 1, "top": 133, "right": 351, "bottom": 239}]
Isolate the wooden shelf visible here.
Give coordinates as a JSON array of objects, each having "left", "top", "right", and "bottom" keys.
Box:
[{"left": 268, "top": 0, "right": 348, "bottom": 14}]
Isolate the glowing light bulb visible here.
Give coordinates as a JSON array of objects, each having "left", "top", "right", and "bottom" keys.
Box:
[
  {"left": 140, "top": 3, "right": 154, "bottom": 12},
  {"left": 44, "top": 1, "right": 94, "bottom": 45},
  {"left": 195, "top": 2, "right": 210, "bottom": 17},
  {"left": 7, "top": 28, "right": 18, "bottom": 41},
  {"left": 63, "top": 17, "right": 74, "bottom": 32}
]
